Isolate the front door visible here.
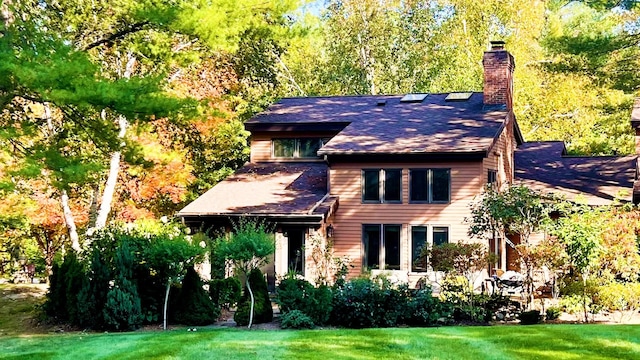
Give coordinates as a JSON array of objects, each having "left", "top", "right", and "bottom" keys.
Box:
[{"left": 286, "top": 228, "right": 305, "bottom": 275}]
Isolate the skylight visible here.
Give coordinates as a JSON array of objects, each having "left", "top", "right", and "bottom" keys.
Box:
[
  {"left": 400, "top": 93, "right": 428, "bottom": 103},
  {"left": 445, "top": 92, "right": 473, "bottom": 101}
]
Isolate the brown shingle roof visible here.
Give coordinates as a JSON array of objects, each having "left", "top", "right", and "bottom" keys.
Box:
[
  {"left": 515, "top": 142, "right": 637, "bottom": 205},
  {"left": 247, "top": 94, "right": 512, "bottom": 155},
  {"left": 178, "top": 162, "right": 332, "bottom": 217}
]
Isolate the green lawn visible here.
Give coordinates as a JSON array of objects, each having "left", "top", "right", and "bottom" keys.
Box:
[{"left": 1, "top": 324, "right": 639, "bottom": 360}]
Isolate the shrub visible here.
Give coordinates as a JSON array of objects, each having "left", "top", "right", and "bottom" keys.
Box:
[
  {"left": 44, "top": 252, "right": 84, "bottom": 324},
  {"left": 519, "top": 310, "right": 542, "bottom": 325},
  {"left": 276, "top": 277, "right": 333, "bottom": 325},
  {"left": 280, "top": 310, "right": 315, "bottom": 329},
  {"left": 102, "top": 241, "right": 143, "bottom": 331},
  {"left": 546, "top": 306, "right": 562, "bottom": 321},
  {"left": 402, "top": 286, "right": 449, "bottom": 326},
  {"left": 234, "top": 268, "right": 273, "bottom": 326},
  {"left": 173, "top": 267, "right": 220, "bottom": 326},
  {"left": 597, "top": 282, "right": 640, "bottom": 323},
  {"left": 76, "top": 247, "right": 112, "bottom": 328},
  {"left": 330, "top": 277, "right": 408, "bottom": 328},
  {"left": 210, "top": 277, "right": 242, "bottom": 309}
]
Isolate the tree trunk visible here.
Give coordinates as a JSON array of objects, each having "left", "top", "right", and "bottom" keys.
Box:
[
  {"left": 90, "top": 53, "right": 135, "bottom": 233},
  {"left": 163, "top": 280, "right": 171, "bottom": 331},
  {"left": 247, "top": 275, "right": 255, "bottom": 329},
  {"left": 61, "top": 190, "right": 81, "bottom": 251}
]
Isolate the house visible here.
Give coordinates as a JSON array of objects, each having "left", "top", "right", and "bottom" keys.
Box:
[{"left": 178, "top": 41, "right": 639, "bottom": 287}]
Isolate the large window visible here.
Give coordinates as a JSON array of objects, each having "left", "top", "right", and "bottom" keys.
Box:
[
  {"left": 363, "top": 224, "right": 401, "bottom": 270},
  {"left": 272, "top": 138, "right": 325, "bottom": 159},
  {"left": 362, "top": 169, "right": 402, "bottom": 203},
  {"left": 410, "top": 225, "right": 449, "bottom": 272},
  {"left": 409, "top": 168, "right": 450, "bottom": 203}
]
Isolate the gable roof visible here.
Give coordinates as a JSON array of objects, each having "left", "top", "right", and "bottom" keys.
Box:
[
  {"left": 246, "top": 93, "right": 523, "bottom": 156},
  {"left": 178, "top": 162, "right": 335, "bottom": 221},
  {"left": 515, "top": 141, "right": 637, "bottom": 205}
]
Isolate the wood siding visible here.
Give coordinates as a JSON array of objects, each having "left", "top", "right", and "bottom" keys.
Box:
[
  {"left": 483, "top": 116, "right": 516, "bottom": 189},
  {"left": 329, "top": 162, "right": 485, "bottom": 277}
]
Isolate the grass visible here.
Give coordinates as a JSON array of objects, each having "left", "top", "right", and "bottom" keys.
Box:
[
  {"left": 1, "top": 284, "right": 639, "bottom": 359},
  {"left": 0, "top": 283, "right": 48, "bottom": 336},
  {"left": 1, "top": 324, "right": 639, "bottom": 359}
]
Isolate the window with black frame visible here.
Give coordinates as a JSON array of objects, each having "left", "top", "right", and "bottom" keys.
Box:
[
  {"left": 410, "top": 225, "right": 450, "bottom": 272},
  {"left": 362, "top": 169, "right": 402, "bottom": 203},
  {"left": 362, "top": 224, "right": 401, "bottom": 270},
  {"left": 409, "top": 168, "right": 450, "bottom": 203}
]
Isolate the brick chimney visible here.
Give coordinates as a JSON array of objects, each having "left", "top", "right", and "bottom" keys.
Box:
[{"left": 483, "top": 40, "right": 515, "bottom": 110}]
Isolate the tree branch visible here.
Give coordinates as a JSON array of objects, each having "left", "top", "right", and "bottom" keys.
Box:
[{"left": 83, "top": 21, "right": 150, "bottom": 51}]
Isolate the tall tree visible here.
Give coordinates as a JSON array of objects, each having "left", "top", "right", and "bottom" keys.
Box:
[{"left": 0, "top": 0, "right": 300, "bottom": 253}]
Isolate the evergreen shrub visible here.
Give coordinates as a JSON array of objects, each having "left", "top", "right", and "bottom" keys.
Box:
[
  {"left": 173, "top": 267, "right": 219, "bottom": 325},
  {"left": 210, "top": 277, "right": 242, "bottom": 309},
  {"left": 234, "top": 268, "right": 273, "bottom": 326},
  {"left": 281, "top": 310, "right": 314, "bottom": 329}
]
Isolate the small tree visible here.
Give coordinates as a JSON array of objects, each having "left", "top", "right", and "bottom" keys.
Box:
[
  {"left": 215, "top": 219, "right": 275, "bottom": 329},
  {"left": 423, "top": 242, "right": 494, "bottom": 320},
  {"left": 551, "top": 203, "right": 603, "bottom": 322},
  {"left": 144, "top": 231, "right": 205, "bottom": 330},
  {"left": 467, "top": 185, "right": 553, "bottom": 309}
]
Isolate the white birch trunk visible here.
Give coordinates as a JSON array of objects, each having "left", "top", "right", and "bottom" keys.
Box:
[
  {"left": 90, "top": 53, "right": 135, "bottom": 233},
  {"left": 61, "top": 190, "right": 81, "bottom": 252},
  {"left": 247, "top": 275, "right": 255, "bottom": 329},
  {"left": 163, "top": 280, "right": 171, "bottom": 330}
]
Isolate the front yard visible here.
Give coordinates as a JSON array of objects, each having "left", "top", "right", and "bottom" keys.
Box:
[{"left": 1, "top": 324, "right": 640, "bottom": 359}]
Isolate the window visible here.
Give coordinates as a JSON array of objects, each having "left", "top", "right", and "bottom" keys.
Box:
[
  {"left": 487, "top": 169, "right": 497, "bottom": 185},
  {"left": 409, "top": 169, "right": 450, "bottom": 203},
  {"left": 410, "top": 225, "right": 449, "bottom": 272},
  {"left": 272, "top": 138, "right": 324, "bottom": 159},
  {"left": 362, "top": 169, "right": 402, "bottom": 203},
  {"left": 411, "top": 226, "right": 428, "bottom": 272},
  {"left": 363, "top": 224, "right": 401, "bottom": 270},
  {"left": 433, "top": 226, "right": 449, "bottom": 246}
]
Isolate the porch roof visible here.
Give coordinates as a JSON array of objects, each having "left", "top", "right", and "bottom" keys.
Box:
[{"left": 177, "top": 162, "right": 335, "bottom": 220}]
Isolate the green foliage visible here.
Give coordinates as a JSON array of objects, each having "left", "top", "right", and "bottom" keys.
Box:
[
  {"left": 330, "top": 277, "right": 446, "bottom": 328},
  {"left": 468, "top": 185, "right": 551, "bottom": 242},
  {"left": 216, "top": 220, "right": 275, "bottom": 328},
  {"left": 215, "top": 220, "right": 275, "bottom": 274},
  {"left": 173, "top": 267, "right": 219, "bottom": 326},
  {"left": 234, "top": 268, "right": 273, "bottom": 326},
  {"left": 209, "top": 277, "right": 242, "bottom": 309},
  {"left": 519, "top": 310, "right": 543, "bottom": 325},
  {"left": 102, "top": 241, "right": 143, "bottom": 331},
  {"left": 596, "top": 282, "right": 640, "bottom": 322},
  {"left": 276, "top": 277, "right": 333, "bottom": 325},
  {"left": 559, "top": 294, "right": 594, "bottom": 316},
  {"left": 75, "top": 247, "right": 112, "bottom": 328},
  {"left": 280, "top": 310, "right": 315, "bottom": 329},
  {"left": 43, "top": 252, "right": 84, "bottom": 323},
  {"left": 402, "top": 286, "right": 450, "bottom": 327},
  {"left": 545, "top": 306, "right": 562, "bottom": 321}
]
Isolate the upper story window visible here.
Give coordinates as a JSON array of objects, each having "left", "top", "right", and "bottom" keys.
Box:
[
  {"left": 409, "top": 168, "right": 450, "bottom": 203},
  {"left": 272, "top": 138, "right": 326, "bottom": 159},
  {"left": 362, "top": 169, "right": 402, "bottom": 203}
]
